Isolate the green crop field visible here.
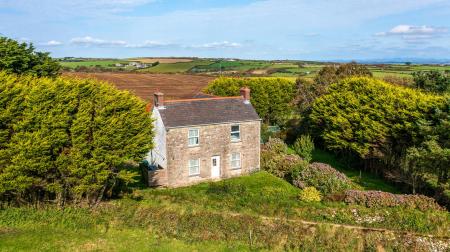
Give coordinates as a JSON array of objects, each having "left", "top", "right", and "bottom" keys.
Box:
[
  {"left": 59, "top": 60, "right": 129, "bottom": 69},
  {"left": 191, "top": 60, "right": 272, "bottom": 73},
  {"left": 138, "top": 60, "right": 214, "bottom": 73},
  {"left": 59, "top": 58, "right": 450, "bottom": 80}
]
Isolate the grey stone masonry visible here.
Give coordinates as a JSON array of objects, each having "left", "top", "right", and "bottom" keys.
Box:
[{"left": 149, "top": 120, "right": 260, "bottom": 187}]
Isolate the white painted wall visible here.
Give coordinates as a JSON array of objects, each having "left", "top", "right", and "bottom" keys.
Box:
[{"left": 146, "top": 107, "right": 167, "bottom": 168}]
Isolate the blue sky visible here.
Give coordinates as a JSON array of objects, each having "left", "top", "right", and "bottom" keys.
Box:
[{"left": 1, "top": 0, "right": 450, "bottom": 60}]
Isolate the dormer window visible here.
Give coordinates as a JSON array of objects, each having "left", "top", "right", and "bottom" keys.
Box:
[
  {"left": 231, "top": 125, "right": 240, "bottom": 142},
  {"left": 188, "top": 128, "right": 199, "bottom": 146}
]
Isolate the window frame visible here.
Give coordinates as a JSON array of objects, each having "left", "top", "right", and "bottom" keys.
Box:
[
  {"left": 188, "top": 159, "right": 200, "bottom": 176},
  {"left": 230, "top": 152, "right": 241, "bottom": 169},
  {"left": 230, "top": 124, "right": 241, "bottom": 142},
  {"left": 188, "top": 128, "right": 200, "bottom": 147}
]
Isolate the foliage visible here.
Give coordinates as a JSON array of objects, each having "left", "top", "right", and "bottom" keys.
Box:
[
  {"left": 412, "top": 70, "right": 450, "bottom": 93},
  {"left": 311, "top": 149, "right": 400, "bottom": 193},
  {"left": 0, "top": 72, "right": 153, "bottom": 206},
  {"left": 261, "top": 138, "right": 308, "bottom": 181},
  {"left": 293, "top": 135, "right": 315, "bottom": 162},
  {"left": 295, "top": 62, "right": 372, "bottom": 113},
  {"left": 314, "top": 62, "right": 372, "bottom": 87},
  {"left": 299, "top": 186, "right": 322, "bottom": 202},
  {"left": 403, "top": 140, "right": 450, "bottom": 188},
  {"left": 0, "top": 37, "right": 60, "bottom": 77},
  {"left": 204, "top": 77, "right": 296, "bottom": 125},
  {"left": 1, "top": 172, "right": 449, "bottom": 251},
  {"left": 294, "top": 77, "right": 324, "bottom": 112},
  {"left": 309, "top": 77, "right": 446, "bottom": 159},
  {"left": 343, "top": 190, "right": 443, "bottom": 211},
  {"left": 382, "top": 75, "right": 413, "bottom": 87},
  {"left": 293, "top": 162, "right": 355, "bottom": 194}
]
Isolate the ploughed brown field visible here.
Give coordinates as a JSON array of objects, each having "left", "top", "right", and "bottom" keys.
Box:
[{"left": 63, "top": 72, "right": 215, "bottom": 102}]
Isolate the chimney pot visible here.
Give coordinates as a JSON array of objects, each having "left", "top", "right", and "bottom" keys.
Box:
[
  {"left": 154, "top": 92, "right": 165, "bottom": 109},
  {"left": 240, "top": 87, "right": 250, "bottom": 104}
]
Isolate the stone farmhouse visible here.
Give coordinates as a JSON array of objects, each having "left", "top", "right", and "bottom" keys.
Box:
[{"left": 146, "top": 88, "right": 261, "bottom": 187}]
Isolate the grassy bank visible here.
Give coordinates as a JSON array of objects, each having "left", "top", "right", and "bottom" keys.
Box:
[{"left": 1, "top": 172, "right": 449, "bottom": 251}]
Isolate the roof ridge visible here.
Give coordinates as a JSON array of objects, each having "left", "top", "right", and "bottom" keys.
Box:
[{"left": 165, "top": 96, "right": 243, "bottom": 103}]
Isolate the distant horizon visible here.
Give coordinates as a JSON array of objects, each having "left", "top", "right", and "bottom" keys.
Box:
[
  {"left": 56, "top": 55, "right": 450, "bottom": 65},
  {"left": 2, "top": 0, "right": 449, "bottom": 60}
]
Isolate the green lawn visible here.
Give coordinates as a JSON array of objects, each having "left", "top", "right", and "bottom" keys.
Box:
[{"left": 1, "top": 172, "right": 448, "bottom": 251}]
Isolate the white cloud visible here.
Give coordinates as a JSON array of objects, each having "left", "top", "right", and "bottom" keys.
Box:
[
  {"left": 190, "top": 41, "right": 242, "bottom": 49},
  {"left": 69, "top": 37, "right": 243, "bottom": 50},
  {"left": 40, "top": 40, "right": 63, "bottom": 46},
  {"left": 70, "top": 36, "right": 127, "bottom": 47},
  {"left": 376, "top": 25, "right": 448, "bottom": 43},
  {"left": 125, "top": 40, "right": 177, "bottom": 48}
]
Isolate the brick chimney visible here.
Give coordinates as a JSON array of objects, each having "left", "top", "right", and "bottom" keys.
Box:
[
  {"left": 240, "top": 87, "right": 250, "bottom": 104},
  {"left": 154, "top": 91, "right": 165, "bottom": 109}
]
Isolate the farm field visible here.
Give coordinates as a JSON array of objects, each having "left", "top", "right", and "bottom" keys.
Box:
[
  {"left": 63, "top": 72, "right": 215, "bottom": 101},
  {"left": 127, "top": 57, "right": 195, "bottom": 63},
  {"left": 1, "top": 172, "right": 449, "bottom": 251},
  {"left": 138, "top": 60, "right": 214, "bottom": 73},
  {"left": 59, "top": 58, "right": 450, "bottom": 79},
  {"left": 59, "top": 59, "right": 129, "bottom": 69}
]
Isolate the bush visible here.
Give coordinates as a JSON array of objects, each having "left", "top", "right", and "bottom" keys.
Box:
[
  {"left": 343, "top": 190, "right": 444, "bottom": 211},
  {"left": 205, "top": 77, "right": 296, "bottom": 125},
  {"left": 0, "top": 72, "right": 154, "bottom": 206},
  {"left": 299, "top": 187, "right": 322, "bottom": 202},
  {"left": 293, "top": 135, "right": 314, "bottom": 162},
  {"left": 261, "top": 138, "right": 308, "bottom": 181},
  {"left": 293, "top": 162, "right": 354, "bottom": 194}
]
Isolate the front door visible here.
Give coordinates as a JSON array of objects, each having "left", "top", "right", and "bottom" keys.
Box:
[{"left": 211, "top": 156, "right": 221, "bottom": 178}]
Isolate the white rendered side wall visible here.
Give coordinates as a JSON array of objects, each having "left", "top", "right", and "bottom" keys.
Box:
[{"left": 146, "top": 107, "right": 167, "bottom": 168}]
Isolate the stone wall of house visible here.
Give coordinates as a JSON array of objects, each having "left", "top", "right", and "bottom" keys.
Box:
[{"left": 149, "top": 120, "right": 260, "bottom": 187}]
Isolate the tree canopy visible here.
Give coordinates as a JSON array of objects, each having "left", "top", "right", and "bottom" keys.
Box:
[
  {"left": 309, "top": 77, "right": 446, "bottom": 160},
  {"left": 412, "top": 71, "right": 450, "bottom": 93},
  {"left": 204, "top": 77, "right": 296, "bottom": 125},
  {"left": 0, "top": 72, "right": 153, "bottom": 206},
  {"left": 0, "top": 37, "right": 60, "bottom": 77}
]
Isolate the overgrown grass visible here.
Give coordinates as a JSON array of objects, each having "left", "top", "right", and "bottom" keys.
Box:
[{"left": 1, "top": 172, "right": 449, "bottom": 251}]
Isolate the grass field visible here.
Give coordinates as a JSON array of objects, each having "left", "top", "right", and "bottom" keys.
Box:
[
  {"left": 1, "top": 172, "right": 449, "bottom": 251},
  {"left": 138, "top": 60, "right": 213, "bottom": 73},
  {"left": 60, "top": 60, "right": 129, "bottom": 69},
  {"left": 59, "top": 58, "right": 450, "bottom": 80}
]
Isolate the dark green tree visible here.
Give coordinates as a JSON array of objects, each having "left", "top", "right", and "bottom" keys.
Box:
[
  {"left": 205, "top": 77, "right": 296, "bottom": 125},
  {"left": 0, "top": 37, "right": 60, "bottom": 77},
  {"left": 412, "top": 71, "right": 450, "bottom": 93},
  {"left": 295, "top": 62, "right": 372, "bottom": 112},
  {"left": 309, "top": 77, "right": 445, "bottom": 162},
  {"left": 0, "top": 72, "right": 153, "bottom": 206}
]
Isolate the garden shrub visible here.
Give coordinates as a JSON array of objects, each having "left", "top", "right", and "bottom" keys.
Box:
[
  {"left": 299, "top": 187, "right": 322, "bottom": 202},
  {"left": 293, "top": 135, "right": 315, "bottom": 162},
  {"left": 204, "top": 77, "right": 296, "bottom": 125},
  {"left": 261, "top": 138, "right": 308, "bottom": 181},
  {"left": 343, "top": 190, "right": 444, "bottom": 211},
  {"left": 293, "top": 162, "right": 354, "bottom": 194}
]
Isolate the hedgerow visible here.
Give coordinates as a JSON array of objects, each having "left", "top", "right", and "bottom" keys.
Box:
[
  {"left": 204, "top": 77, "right": 296, "bottom": 125},
  {"left": 343, "top": 190, "right": 444, "bottom": 211},
  {"left": 0, "top": 72, "right": 153, "bottom": 206}
]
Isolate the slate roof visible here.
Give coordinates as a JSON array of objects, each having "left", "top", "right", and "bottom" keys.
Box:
[{"left": 158, "top": 97, "right": 260, "bottom": 128}]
